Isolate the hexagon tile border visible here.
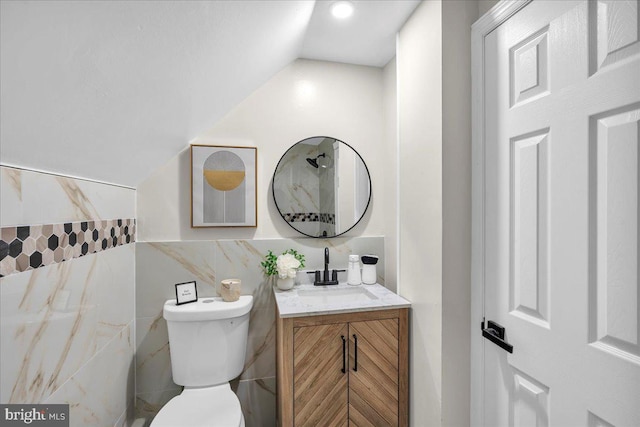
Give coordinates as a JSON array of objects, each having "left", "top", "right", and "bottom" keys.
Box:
[{"left": 0, "top": 218, "right": 135, "bottom": 277}]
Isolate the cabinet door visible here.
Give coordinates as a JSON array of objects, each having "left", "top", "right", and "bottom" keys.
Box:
[
  {"left": 293, "top": 323, "right": 349, "bottom": 426},
  {"left": 349, "top": 318, "right": 399, "bottom": 426}
]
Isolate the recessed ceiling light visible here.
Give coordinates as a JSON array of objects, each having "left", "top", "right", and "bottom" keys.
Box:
[{"left": 331, "top": 1, "right": 354, "bottom": 19}]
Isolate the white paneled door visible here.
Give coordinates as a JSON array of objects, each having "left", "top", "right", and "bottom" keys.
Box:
[{"left": 479, "top": 1, "right": 640, "bottom": 425}]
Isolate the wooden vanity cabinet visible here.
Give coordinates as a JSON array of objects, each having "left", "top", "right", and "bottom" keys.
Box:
[{"left": 276, "top": 308, "right": 409, "bottom": 426}]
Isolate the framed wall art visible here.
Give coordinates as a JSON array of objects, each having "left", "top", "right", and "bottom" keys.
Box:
[{"left": 191, "top": 145, "right": 257, "bottom": 227}]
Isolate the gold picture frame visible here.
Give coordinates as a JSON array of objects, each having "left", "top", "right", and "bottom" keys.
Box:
[{"left": 190, "top": 144, "right": 257, "bottom": 228}]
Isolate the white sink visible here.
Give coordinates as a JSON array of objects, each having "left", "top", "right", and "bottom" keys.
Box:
[
  {"left": 275, "top": 283, "right": 410, "bottom": 317},
  {"left": 297, "top": 287, "right": 378, "bottom": 306}
]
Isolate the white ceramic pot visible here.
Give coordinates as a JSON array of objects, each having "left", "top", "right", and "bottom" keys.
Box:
[{"left": 277, "top": 277, "right": 295, "bottom": 291}]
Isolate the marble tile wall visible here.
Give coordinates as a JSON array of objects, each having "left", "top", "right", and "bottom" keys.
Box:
[
  {"left": 318, "top": 138, "right": 336, "bottom": 237},
  {"left": 135, "top": 236, "right": 385, "bottom": 426},
  {"left": 272, "top": 142, "right": 323, "bottom": 237},
  {"left": 272, "top": 142, "right": 320, "bottom": 215},
  {"left": 0, "top": 166, "right": 136, "bottom": 427}
]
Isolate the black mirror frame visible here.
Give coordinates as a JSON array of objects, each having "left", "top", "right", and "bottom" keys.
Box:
[{"left": 271, "top": 136, "right": 372, "bottom": 238}]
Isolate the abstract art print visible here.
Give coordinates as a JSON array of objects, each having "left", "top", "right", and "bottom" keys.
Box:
[{"left": 191, "top": 145, "right": 257, "bottom": 227}]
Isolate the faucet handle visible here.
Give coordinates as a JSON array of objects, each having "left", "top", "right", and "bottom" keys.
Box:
[
  {"left": 331, "top": 269, "right": 346, "bottom": 282},
  {"left": 307, "top": 270, "right": 321, "bottom": 284}
]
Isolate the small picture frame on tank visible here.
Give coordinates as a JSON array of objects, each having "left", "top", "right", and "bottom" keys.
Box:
[{"left": 175, "top": 281, "right": 198, "bottom": 305}]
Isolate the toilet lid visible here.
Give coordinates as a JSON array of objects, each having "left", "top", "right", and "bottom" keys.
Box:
[{"left": 152, "top": 385, "right": 242, "bottom": 427}]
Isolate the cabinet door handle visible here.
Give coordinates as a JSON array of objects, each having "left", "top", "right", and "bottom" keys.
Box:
[
  {"left": 341, "top": 335, "right": 346, "bottom": 374},
  {"left": 352, "top": 334, "right": 358, "bottom": 372}
]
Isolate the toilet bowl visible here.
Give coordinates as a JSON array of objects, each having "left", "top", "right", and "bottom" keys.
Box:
[
  {"left": 151, "top": 296, "right": 253, "bottom": 427},
  {"left": 151, "top": 384, "right": 244, "bottom": 427}
]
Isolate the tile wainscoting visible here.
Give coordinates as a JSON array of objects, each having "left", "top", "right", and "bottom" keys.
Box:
[
  {"left": 1, "top": 166, "right": 387, "bottom": 426},
  {"left": 135, "top": 236, "right": 385, "bottom": 426},
  {"left": 0, "top": 166, "right": 136, "bottom": 427}
]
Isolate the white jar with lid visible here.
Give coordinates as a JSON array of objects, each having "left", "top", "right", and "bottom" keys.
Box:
[
  {"left": 361, "top": 255, "right": 378, "bottom": 285},
  {"left": 347, "top": 254, "right": 361, "bottom": 286}
]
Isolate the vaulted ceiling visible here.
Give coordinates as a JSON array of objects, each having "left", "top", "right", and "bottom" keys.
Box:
[{"left": 1, "top": 1, "right": 419, "bottom": 187}]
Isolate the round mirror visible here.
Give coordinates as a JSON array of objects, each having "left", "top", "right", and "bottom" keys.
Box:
[{"left": 272, "top": 136, "right": 371, "bottom": 238}]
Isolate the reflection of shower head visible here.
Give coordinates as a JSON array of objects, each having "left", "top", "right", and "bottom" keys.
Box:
[{"left": 306, "top": 153, "right": 326, "bottom": 168}]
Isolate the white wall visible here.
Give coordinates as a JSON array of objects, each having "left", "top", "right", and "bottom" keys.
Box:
[
  {"left": 442, "top": 1, "right": 480, "bottom": 426},
  {"left": 398, "top": 1, "right": 444, "bottom": 425},
  {"left": 0, "top": 1, "right": 314, "bottom": 188},
  {"left": 135, "top": 59, "right": 391, "bottom": 424},
  {"left": 478, "top": 0, "right": 500, "bottom": 18},
  {"left": 397, "top": 0, "right": 480, "bottom": 425},
  {"left": 137, "top": 59, "right": 386, "bottom": 242},
  {"left": 383, "top": 58, "right": 398, "bottom": 292}
]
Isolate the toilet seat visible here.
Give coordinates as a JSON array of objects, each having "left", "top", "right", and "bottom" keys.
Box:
[{"left": 151, "top": 383, "right": 243, "bottom": 427}]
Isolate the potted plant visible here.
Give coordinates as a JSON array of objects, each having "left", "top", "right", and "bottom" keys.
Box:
[{"left": 262, "top": 249, "right": 305, "bottom": 290}]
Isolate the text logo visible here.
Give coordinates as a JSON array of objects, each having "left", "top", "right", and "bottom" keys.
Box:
[{"left": 0, "top": 405, "right": 68, "bottom": 426}]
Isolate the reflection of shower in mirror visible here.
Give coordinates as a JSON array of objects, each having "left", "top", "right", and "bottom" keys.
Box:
[
  {"left": 273, "top": 136, "right": 371, "bottom": 238},
  {"left": 306, "top": 153, "right": 326, "bottom": 168}
]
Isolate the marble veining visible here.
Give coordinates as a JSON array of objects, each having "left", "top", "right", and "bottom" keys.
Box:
[
  {"left": 0, "top": 166, "right": 135, "bottom": 426},
  {"left": 8, "top": 260, "right": 86, "bottom": 403},
  {"left": 135, "top": 237, "right": 385, "bottom": 425},
  {"left": 0, "top": 166, "right": 135, "bottom": 228},
  {"left": 43, "top": 323, "right": 134, "bottom": 427},
  {"left": 137, "top": 315, "right": 166, "bottom": 372},
  {"left": 44, "top": 258, "right": 95, "bottom": 395},
  {"left": 1, "top": 245, "right": 134, "bottom": 407},
  {"left": 216, "top": 240, "right": 264, "bottom": 274},
  {"left": 56, "top": 176, "right": 101, "bottom": 220},
  {"left": 4, "top": 167, "right": 22, "bottom": 201},
  {"left": 242, "top": 305, "right": 276, "bottom": 380},
  {"left": 215, "top": 240, "right": 277, "bottom": 380},
  {"left": 235, "top": 377, "right": 277, "bottom": 427},
  {"left": 135, "top": 389, "right": 181, "bottom": 421},
  {"left": 273, "top": 142, "right": 321, "bottom": 217},
  {"left": 274, "top": 282, "right": 410, "bottom": 318},
  {"left": 135, "top": 314, "right": 174, "bottom": 394},
  {"left": 148, "top": 242, "right": 216, "bottom": 289}
]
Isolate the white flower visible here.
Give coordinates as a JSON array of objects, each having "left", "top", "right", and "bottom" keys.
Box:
[{"left": 276, "top": 253, "right": 301, "bottom": 279}]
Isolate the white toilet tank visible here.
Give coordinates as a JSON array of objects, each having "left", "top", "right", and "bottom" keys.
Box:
[{"left": 163, "top": 295, "right": 253, "bottom": 387}]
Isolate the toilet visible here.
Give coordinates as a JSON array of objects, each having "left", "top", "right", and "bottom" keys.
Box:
[{"left": 151, "top": 295, "right": 253, "bottom": 427}]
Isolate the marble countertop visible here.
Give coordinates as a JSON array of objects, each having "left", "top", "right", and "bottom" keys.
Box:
[{"left": 274, "top": 282, "right": 411, "bottom": 318}]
